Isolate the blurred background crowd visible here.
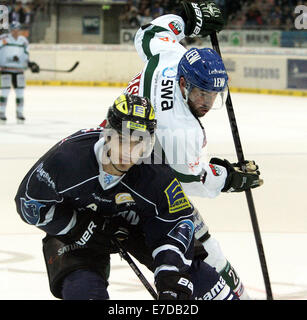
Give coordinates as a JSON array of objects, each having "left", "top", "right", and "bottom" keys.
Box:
[
  {"left": 0, "top": 0, "right": 305, "bottom": 42},
  {"left": 119, "top": 0, "right": 303, "bottom": 30},
  {"left": 2, "top": 0, "right": 304, "bottom": 31}
]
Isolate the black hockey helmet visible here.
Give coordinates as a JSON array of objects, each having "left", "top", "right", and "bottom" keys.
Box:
[
  {"left": 107, "top": 93, "right": 156, "bottom": 135},
  {"left": 105, "top": 94, "right": 157, "bottom": 158}
]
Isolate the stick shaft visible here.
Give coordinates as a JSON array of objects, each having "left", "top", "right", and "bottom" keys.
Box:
[
  {"left": 40, "top": 62, "right": 79, "bottom": 73},
  {"left": 113, "top": 238, "right": 158, "bottom": 300},
  {"left": 210, "top": 32, "right": 273, "bottom": 300}
]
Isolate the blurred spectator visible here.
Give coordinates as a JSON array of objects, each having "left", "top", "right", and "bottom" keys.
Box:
[
  {"left": 9, "top": 2, "right": 27, "bottom": 25},
  {"left": 152, "top": 1, "right": 164, "bottom": 19},
  {"left": 137, "top": 7, "right": 153, "bottom": 26},
  {"left": 244, "top": 4, "right": 263, "bottom": 28},
  {"left": 119, "top": 4, "right": 141, "bottom": 28},
  {"left": 117, "top": 0, "right": 301, "bottom": 31}
]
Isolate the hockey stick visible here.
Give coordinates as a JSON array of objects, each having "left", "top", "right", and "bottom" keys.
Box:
[
  {"left": 210, "top": 32, "right": 273, "bottom": 300},
  {"left": 40, "top": 61, "right": 79, "bottom": 73},
  {"left": 112, "top": 238, "right": 158, "bottom": 300}
]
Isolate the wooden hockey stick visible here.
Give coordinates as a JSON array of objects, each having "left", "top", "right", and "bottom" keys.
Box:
[
  {"left": 112, "top": 238, "right": 158, "bottom": 300},
  {"left": 40, "top": 61, "right": 79, "bottom": 73},
  {"left": 210, "top": 32, "right": 273, "bottom": 300}
]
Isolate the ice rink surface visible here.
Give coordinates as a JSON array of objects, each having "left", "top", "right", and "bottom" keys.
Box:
[{"left": 0, "top": 86, "right": 306, "bottom": 300}]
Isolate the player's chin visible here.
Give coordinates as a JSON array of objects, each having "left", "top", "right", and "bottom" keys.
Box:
[{"left": 196, "top": 107, "right": 210, "bottom": 117}]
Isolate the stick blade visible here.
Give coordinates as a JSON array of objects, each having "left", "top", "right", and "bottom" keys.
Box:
[{"left": 68, "top": 61, "right": 79, "bottom": 72}]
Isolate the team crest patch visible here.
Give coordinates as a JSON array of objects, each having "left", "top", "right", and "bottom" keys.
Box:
[
  {"left": 168, "top": 219, "right": 194, "bottom": 252},
  {"left": 209, "top": 163, "right": 222, "bottom": 176},
  {"left": 20, "top": 198, "right": 46, "bottom": 225},
  {"left": 164, "top": 178, "right": 191, "bottom": 213},
  {"left": 115, "top": 193, "right": 135, "bottom": 205},
  {"left": 168, "top": 20, "right": 182, "bottom": 35}
]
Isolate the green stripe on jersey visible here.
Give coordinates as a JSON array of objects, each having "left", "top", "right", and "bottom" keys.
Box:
[
  {"left": 142, "top": 26, "right": 168, "bottom": 59},
  {"left": 174, "top": 170, "right": 201, "bottom": 183},
  {"left": 143, "top": 54, "right": 159, "bottom": 99}
]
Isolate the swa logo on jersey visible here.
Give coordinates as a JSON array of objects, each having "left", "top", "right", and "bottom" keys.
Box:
[{"left": 164, "top": 178, "right": 191, "bottom": 213}]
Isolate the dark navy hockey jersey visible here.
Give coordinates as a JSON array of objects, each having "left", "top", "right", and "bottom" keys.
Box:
[{"left": 15, "top": 127, "right": 195, "bottom": 278}]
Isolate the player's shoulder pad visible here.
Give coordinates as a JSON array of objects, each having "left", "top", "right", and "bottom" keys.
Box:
[{"left": 37, "top": 128, "right": 101, "bottom": 188}]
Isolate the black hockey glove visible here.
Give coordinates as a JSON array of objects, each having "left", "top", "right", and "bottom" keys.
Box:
[
  {"left": 57, "top": 214, "right": 119, "bottom": 253},
  {"left": 180, "top": 1, "right": 224, "bottom": 37},
  {"left": 28, "top": 61, "right": 40, "bottom": 73},
  {"left": 210, "top": 158, "right": 263, "bottom": 192},
  {"left": 155, "top": 271, "right": 193, "bottom": 300}
]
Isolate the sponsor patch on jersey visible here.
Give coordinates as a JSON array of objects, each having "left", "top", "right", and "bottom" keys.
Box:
[
  {"left": 164, "top": 178, "right": 191, "bottom": 213},
  {"left": 168, "top": 219, "right": 194, "bottom": 252},
  {"left": 133, "top": 105, "right": 145, "bottom": 118},
  {"left": 168, "top": 20, "right": 182, "bottom": 35},
  {"left": 115, "top": 193, "right": 135, "bottom": 205},
  {"left": 162, "top": 67, "right": 177, "bottom": 79},
  {"left": 209, "top": 163, "right": 222, "bottom": 176},
  {"left": 127, "top": 121, "right": 147, "bottom": 132},
  {"left": 20, "top": 198, "right": 46, "bottom": 225}
]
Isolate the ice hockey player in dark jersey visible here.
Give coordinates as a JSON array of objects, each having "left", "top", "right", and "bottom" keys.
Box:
[{"left": 15, "top": 93, "right": 237, "bottom": 300}]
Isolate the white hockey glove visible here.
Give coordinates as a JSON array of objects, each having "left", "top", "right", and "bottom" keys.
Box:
[
  {"left": 180, "top": 1, "right": 224, "bottom": 37},
  {"left": 210, "top": 158, "right": 263, "bottom": 192}
]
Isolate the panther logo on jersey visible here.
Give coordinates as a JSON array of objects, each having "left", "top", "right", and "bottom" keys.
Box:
[{"left": 20, "top": 198, "right": 46, "bottom": 225}]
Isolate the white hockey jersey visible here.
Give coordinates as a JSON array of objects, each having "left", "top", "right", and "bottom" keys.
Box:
[
  {"left": 126, "top": 14, "right": 227, "bottom": 198},
  {"left": 0, "top": 34, "right": 29, "bottom": 71}
]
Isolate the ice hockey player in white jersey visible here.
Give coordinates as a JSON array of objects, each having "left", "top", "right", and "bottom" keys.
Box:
[
  {"left": 125, "top": 1, "right": 263, "bottom": 299},
  {"left": 0, "top": 21, "right": 39, "bottom": 123}
]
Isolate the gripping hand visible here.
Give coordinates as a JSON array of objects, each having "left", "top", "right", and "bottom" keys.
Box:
[
  {"left": 155, "top": 271, "right": 193, "bottom": 300},
  {"left": 28, "top": 61, "right": 40, "bottom": 73},
  {"left": 181, "top": 1, "right": 224, "bottom": 37},
  {"left": 210, "top": 158, "right": 263, "bottom": 192}
]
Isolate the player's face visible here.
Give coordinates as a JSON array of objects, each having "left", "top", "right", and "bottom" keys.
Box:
[
  {"left": 187, "top": 87, "right": 218, "bottom": 118},
  {"left": 11, "top": 29, "right": 20, "bottom": 38},
  {"left": 106, "top": 133, "right": 144, "bottom": 172}
]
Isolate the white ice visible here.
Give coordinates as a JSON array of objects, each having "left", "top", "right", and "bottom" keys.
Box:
[{"left": 0, "top": 86, "right": 306, "bottom": 300}]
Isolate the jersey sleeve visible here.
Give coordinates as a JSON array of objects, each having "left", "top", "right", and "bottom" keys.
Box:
[
  {"left": 180, "top": 161, "right": 228, "bottom": 198},
  {"left": 22, "top": 36, "right": 29, "bottom": 56},
  {"left": 15, "top": 156, "right": 76, "bottom": 236},
  {"left": 134, "top": 14, "right": 186, "bottom": 63},
  {"left": 155, "top": 125, "right": 227, "bottom": 198},
  {"left": 140, "top": 166, "right": 195, "bottom": 280}
]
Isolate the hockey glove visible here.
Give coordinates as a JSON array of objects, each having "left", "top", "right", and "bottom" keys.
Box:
[
  {"left": 210, "top": 158, "right": 263, "bottom": 192},
  {"left": 155, "top": 271, "right": 193, "bottom": 300},
  {"left": 181, "top": 1, "right": 224, "bottom": 37},
  {"left": 28, "top": 61, "right": 40, "bottom": 73},
  {"left": 57, "top": 214, "right": 119, "bottom": 253}
]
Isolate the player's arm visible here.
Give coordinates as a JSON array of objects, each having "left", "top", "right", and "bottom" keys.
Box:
[
  {"left": 22, "top": 37, "right": 40, "bottom": 73},
  {"left": 0, "top": 36, "right": 8, "bottom": 47},
  {"left": 142, "top": 174, "right": 195, "bottom": 299},
  {"left": 134, "top": 1, "right": 224, "bottom": 62},
  {"left": 174, "top": 157, "right": 263, "bottom": 198}
]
